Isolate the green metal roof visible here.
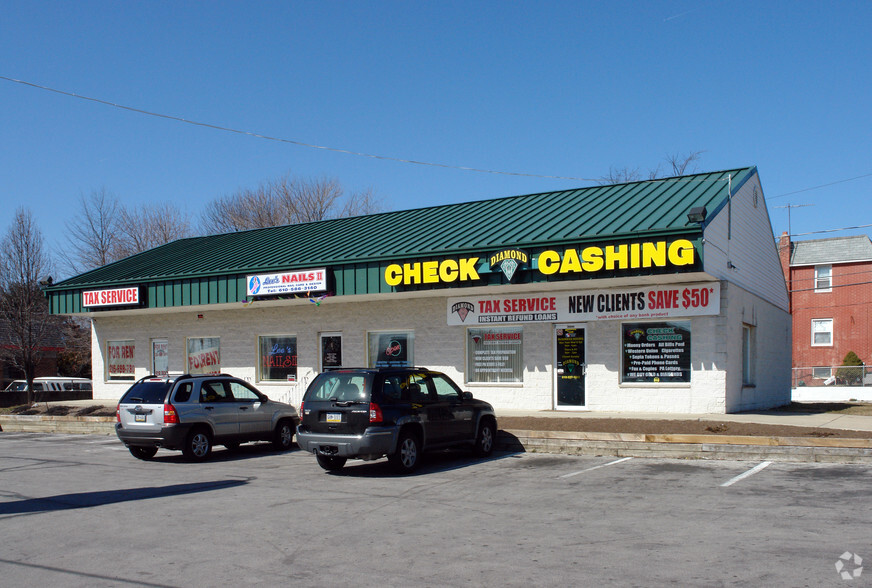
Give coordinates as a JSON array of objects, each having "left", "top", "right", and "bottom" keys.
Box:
[{"left": 46, "top": 166, "right": 756, "bottom": 313}]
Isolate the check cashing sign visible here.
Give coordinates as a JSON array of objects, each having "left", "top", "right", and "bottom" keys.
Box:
[{"left": 447, "top": 283, "right": 720, "bottom": 325}]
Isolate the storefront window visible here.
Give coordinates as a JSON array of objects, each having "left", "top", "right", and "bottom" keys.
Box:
[
  {"left": 186, "top": 337, "right": 221, "bottom": 375},
  {"left": 622, "top": 321, "right": 691, "bottom": 383},
  {"left": 367, "top": 331, "right": 414, "bottom": 368},
  {"left": 320, "top": 333, "right": 343, "bottom": 370},
  {"left": 466, "top": 327, "right": 524, "bottom": 383},
  {"left": 107, "top": 340, "right": 135, "bottom": 381},
  {"left": 259, "top": 336, "right": 298, "bottom": 382}
]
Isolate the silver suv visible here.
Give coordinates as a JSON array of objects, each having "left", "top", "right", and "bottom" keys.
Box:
[{"left": 115, "top": 374, "right": 299, "bottom": 461}]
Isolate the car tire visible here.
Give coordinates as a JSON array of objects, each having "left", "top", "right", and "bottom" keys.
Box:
[
  {"left": 129, "top": 446, "right": 158, "bottom": 460},
  {"left": 316, "top": 454, "right": 347, "bottom": 471},
  {"left": 389, "top": 429, "right": 421, "bottom": 473},
  {"left": 473, "top": 418, "right": 496, "bottom": 457},
  {"left": 182, "top": 427, "right": 212, "bottom": 461},
  {"left": 273, "top": 419, "right": 295, "bottom": 451}
]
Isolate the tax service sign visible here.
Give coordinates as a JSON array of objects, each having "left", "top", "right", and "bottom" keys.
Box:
[
  {"left": 82, "top": 287, "right": 141, "bottom": 307},
  {"left": 447, "top": 283, "right": 720, "bottom": 325},
  {"left": 246, "top": 268, "right": 327, "bottom": 297}
]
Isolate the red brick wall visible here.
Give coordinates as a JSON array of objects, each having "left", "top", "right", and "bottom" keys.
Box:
[{"left": 790, "top": 261, "right": 872, "bottom": 369}]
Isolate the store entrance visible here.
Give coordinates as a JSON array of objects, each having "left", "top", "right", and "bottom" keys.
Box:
[{"left": 554, "top": 325, "right": 586, "bottom": 409}]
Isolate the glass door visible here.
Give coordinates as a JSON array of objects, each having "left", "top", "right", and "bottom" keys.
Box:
[
  {"left": 554, "top": 325, "right": 586, "bottom": 409},
  {"left": 319, "top": 333, "right": 343, "bottom": 371}
]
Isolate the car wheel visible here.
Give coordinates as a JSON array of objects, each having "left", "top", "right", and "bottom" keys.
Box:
[
  {"left": 473, "top": 418, "right": 496, "bottom": 457},
  {"left": 129, "top": 446, "right": 158, "bottom": 460},
  {"left": 389, "top": 430, "right": 421, "bottom": 473},
  {"left": 182, "top": 427, "right": 212, "bottom": 461},
  {"left": 316, "top": 454, "right": 347, "bottom": 471},
  {"left": 273, "top": 419, "right": 295, "bottom": 451}
]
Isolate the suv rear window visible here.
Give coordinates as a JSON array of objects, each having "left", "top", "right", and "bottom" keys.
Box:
[
  {"left": 120, "top": 380, "right": 174, "bottom": 404},
  {"left": 305, "top": 372, "right": 371, "bottom": 402}
]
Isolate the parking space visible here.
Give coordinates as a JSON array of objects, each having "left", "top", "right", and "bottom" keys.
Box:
[{"left": 1, "top": 433, "right": 870, "bottom": 586}]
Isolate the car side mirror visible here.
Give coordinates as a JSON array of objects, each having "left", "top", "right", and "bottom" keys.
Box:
[{"left": 462, "top": 391, "right": 473, "bottom": 400}]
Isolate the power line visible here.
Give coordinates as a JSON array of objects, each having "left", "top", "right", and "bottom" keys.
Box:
[
  {"left": 790, "top": 223, "right": 872, "bottom": 237},
  {"left": 3, "top": 75, "right": 603, "bottom": 182},
  {"left": 769, "top": 173, "right": 872, "bottom": 200}
]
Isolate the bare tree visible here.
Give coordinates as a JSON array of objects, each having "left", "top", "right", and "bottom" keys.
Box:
[
  {"left": 60, "top": 188, "right": 122, "bottom": 275},
  {"left": 201, "top": 173, "right": 381, "bottom": 233},
  {"left": 666, "top": 150, "right": 705, "bottom": 176},
  {"left": 0, "top": 208, "right": 60, "bottom": 405},
  {"left": 56, "top": 317, "right": 92, "bottom": 379},
  {"left": 62, "top": 189, "right": 193, "bottom": 273},
  {"left": 599, "top": 151, "right": 705, "bottom": 185},
  {"left": 116, "top": 202, "right": 193, "bottom": 258}
]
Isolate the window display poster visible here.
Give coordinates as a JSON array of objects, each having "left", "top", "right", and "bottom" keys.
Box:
[
  {"left": 260, "top": 336, "right": 297, "bottom": 381},
  {"left": 187, "top": 337, "right": 221, "bottom": 375},
  {"left": 622, "top": 322, "right": 691, "bottom": 383},
  {"left": 467, "top": 327, "right": 523, "bottom": 383},
  {"left": 107, "top": 340, "right": 135, "bottom": 381},
  {"left": 152, "top": 339, "right": 168, "bottom": 377}
]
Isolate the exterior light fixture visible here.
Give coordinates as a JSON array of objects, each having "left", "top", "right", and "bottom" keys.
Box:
[{"left": 687, "top": 206, "right": 707, "bottom": 223}]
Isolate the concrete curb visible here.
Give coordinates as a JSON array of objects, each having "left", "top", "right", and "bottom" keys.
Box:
[
  {"left": 497, "top": 429, "right": 872, "bottom": 464},
  {"left": 3, "top": 416, "right": 872, "bottom": 464},
  {"left": 0, "top": 415, "right": 116, "bottom": 435}
]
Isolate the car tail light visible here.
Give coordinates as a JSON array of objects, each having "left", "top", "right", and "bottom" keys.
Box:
[
  {"left": 369, "top": 402, "right": 383, "bottom": 423},
  {"left": 163, "top": 403, "right": 180, "bottom": 425},
  {"left": 299, "top": 401, "right": 304, "bottom": 419},
  {"left": 116, "top": 404, "right": 120, "bottom": 422}
]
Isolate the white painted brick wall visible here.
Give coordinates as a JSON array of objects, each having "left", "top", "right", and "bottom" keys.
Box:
[{"left": 90, "top": 283, "right": 790, "bottom": 413}]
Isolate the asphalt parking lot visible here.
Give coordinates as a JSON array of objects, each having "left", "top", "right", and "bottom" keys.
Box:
[{"left": 1, "top": 433, "right": 870, "bottom": 587}]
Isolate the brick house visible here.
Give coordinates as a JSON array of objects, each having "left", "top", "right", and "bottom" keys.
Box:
[{"left": 778, "top": 233, "right": 872, "bottom": 384}]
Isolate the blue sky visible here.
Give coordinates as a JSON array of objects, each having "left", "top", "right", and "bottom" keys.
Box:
[{"left": 2, "top": 1, "right": 870, "bottom": 270}]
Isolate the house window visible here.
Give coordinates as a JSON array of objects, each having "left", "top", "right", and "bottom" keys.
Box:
[
  {"left": 814, "top": 265, "right": 832, "bottom": 292},
  {"left": 811, "top": 319, "right": 833, "bottom": 346},
  {"left": 812, "top": 367, "right": 832, "bottom": 379},
  {"left": 742, "top": 325, "right": 755, "bottom": 386}
]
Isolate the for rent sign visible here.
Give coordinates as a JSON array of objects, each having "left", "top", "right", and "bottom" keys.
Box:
[
  {"left": 447, "top": 283, "right": 720, "bottom": 325},
  {"left": 83, "top": 287, "right": 140, "bottom": 307}
]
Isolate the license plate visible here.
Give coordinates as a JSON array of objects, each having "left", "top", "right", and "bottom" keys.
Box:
[
  {"left": 135, "top": 414, "right": 146, "bottom": 422},
  {"left": 326, "top": 412, "right": 342, "bottom": 423}
]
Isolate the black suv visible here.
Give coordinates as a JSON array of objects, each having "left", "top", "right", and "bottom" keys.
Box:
[
  {"left": 296, "top": 367, "right": 497, "bottom": 473},
  {"left": 116, "top": 374, "right": 299, "bottom": 461}
]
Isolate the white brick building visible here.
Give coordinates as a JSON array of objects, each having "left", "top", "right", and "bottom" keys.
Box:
[{"left": 48, "top": 167, "right": 791, "bottom": 413}]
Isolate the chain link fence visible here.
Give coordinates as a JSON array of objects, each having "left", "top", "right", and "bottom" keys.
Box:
[{"left": 792, "top": 364, "right": 870, "bottom": 388}]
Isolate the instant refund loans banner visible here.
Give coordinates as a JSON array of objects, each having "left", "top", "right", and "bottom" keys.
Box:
[{"left": 447, "top": 283, "right": 720, "bottom": 325}]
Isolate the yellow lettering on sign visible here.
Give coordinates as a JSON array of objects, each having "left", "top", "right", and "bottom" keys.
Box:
[
  {"left": 668, "top": 239, "right": 695, "bottom": 265},
  {"left": 383, "top": 258, "right": 480, "bottom": 286},
  {"left": 535, "top": 240, "right": 696, "bottom": 275},
  {"left": 581, "top": 247, "right": 604, "bottom": 272},
  {"left": 439, "top": 259, "right": 458, "bottom": 282},
  {"left": 538, "top": 250, "right": 561, "bottom": 275}
]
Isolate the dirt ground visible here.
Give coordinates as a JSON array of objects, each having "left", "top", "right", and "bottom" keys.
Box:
[{"left": 5, "top": 401, "right": 872, "bottom": 439}]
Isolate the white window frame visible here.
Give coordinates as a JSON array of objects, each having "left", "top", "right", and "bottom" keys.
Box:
[
  {"left": 742, "top": 324, "right": 755, "bottom": 386},
  {"left": 814, "top": 264, "right": 832, "bottom": 292},
  {"left": 811, "top": 318, "right": 833, "bottom": 347}
]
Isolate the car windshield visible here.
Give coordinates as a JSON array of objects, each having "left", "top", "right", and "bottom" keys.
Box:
[
  {"left": 120, "top": 380, "right": 174, "bottom": 404},
  {"left": 305, "top": 373, "right": 370, "bottom": 402}
]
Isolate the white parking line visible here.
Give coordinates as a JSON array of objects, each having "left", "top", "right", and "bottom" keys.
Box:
[
  {"left": 560, "top": 457, "right": 634, "bottom": 478},
  {"left": 721, "top": 461, "right": 772, "bottom": 487}
]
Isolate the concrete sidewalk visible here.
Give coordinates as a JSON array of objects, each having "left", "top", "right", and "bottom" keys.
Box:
[{"left": 497, "top": 408, "right": 872, "bottom": 432}]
